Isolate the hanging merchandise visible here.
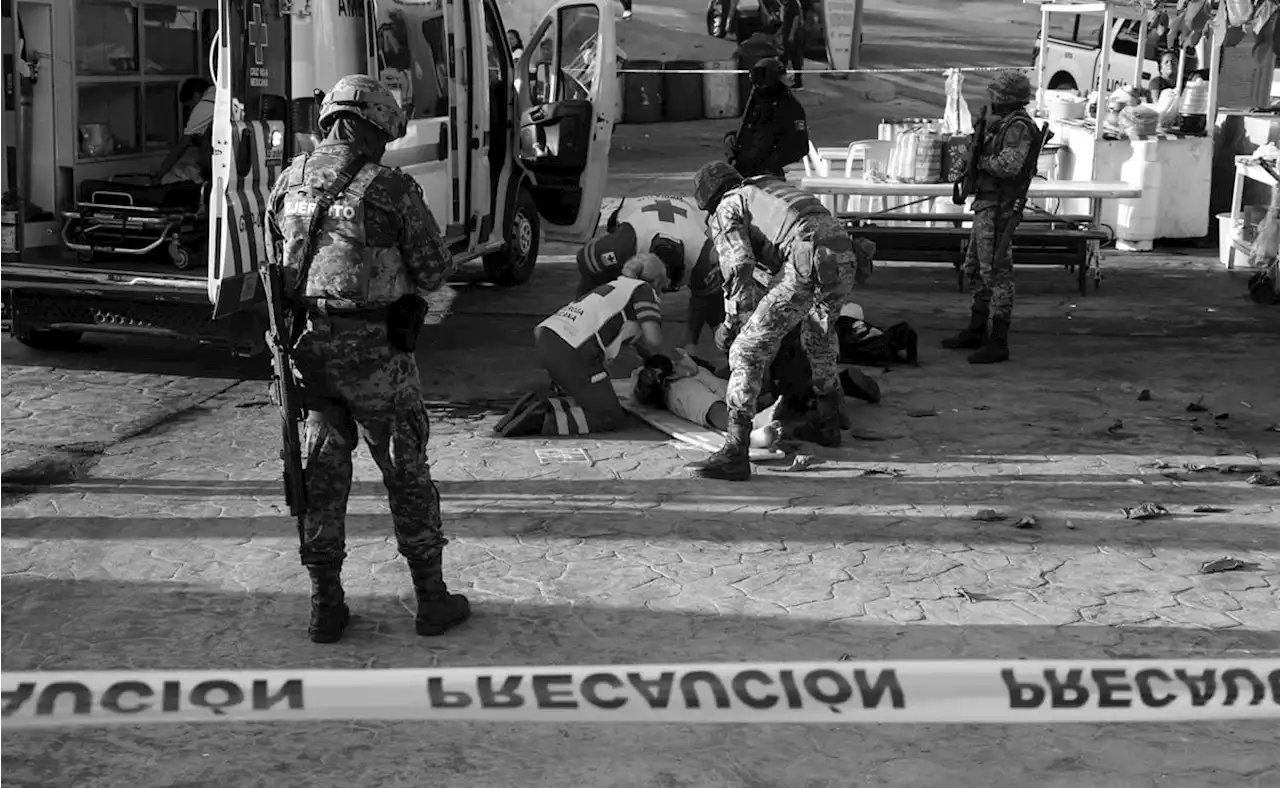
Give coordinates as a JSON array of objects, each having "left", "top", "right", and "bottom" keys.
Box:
[
  {"left": 940, "top": 69, "right": 975, "bottom": 183},
  {"left": 887, "top": 123, "right": 945, "bottom": 184}
]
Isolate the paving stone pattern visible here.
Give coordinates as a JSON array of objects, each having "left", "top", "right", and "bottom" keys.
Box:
[{"left": 3, "top": 291, "right": 1279, "bottom": 786}]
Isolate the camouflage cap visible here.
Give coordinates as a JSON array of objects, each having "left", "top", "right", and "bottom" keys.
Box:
[
  {"left": 987, "top": 69, "right": 1033, "bottom": 106},
  {"left": 318, "top": 74, "right": 408, "bottom": 140}
]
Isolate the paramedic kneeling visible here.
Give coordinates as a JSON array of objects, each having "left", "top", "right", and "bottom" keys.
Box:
[{"left": 498, "top": 254, "right": 669, "bottom": 437}]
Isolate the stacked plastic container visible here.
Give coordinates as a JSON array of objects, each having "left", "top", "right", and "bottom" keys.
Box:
[{"left": 1115, "top": 139, "right": 1161, "bottom": 252}]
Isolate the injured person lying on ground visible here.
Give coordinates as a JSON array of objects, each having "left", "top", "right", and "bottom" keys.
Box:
[{"left": 631, "top": 351, "right": 783, "bottom": 449}]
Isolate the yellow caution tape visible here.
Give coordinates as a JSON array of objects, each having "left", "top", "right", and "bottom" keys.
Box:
[{"left": 3, "top": 660, "right": 1277, "bottom": 728}]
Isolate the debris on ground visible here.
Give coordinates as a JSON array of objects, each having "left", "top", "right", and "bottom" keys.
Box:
[
  {"left": 777, "top": 454, "right": 824, "bottom": 472},
  {"left": 1122, "top": 502, "right": 1169, "bottom": 520},
  {"left": 1199, "top": 556, "right": 1260, "bottom": 575},
  {"left": 1186, "top": 396, "right": 1209, "bottom": 413},
  {"left": 1182, "top": 462, "right": 1212, "bottom": 472},
  {"left": 858, "top": 466, "right": 905, "bottom": 478},
  {"left": 955, "top": 588, "right": 998, "bottom": 603},
  {"left": 906, "top": 408, "right": 937, "bottom": 418},
  {"left": 1213, "top": 412, "right": 1230, "bottom": 421},
  {"left": 1137, "top": 389, "right": 1152, "bottom": 401},
  {"left": 1220, "top": 463, "right": 1263, "bottom": 474},
  {"left": 837, "top": 653, "right": 853, "bottom": 661},
  {"left": 1246, "top": 472, "right": 1280, "bottom": 487},
  {"left": 1266, "top": 423, "right": 1280, "bottom": 433},
  {"left": 1142, "top": 460, "right": 1176, "bottom": 470},
  {"left": 971, "top": 509, "right": 1007, "bottom": 522},
  {"left": 1013, "top": 515, "right": 1038, "bottom": 529},
  {"left": 1192, "top": 505, "right": 1231, "bottom": 513},
  {"left": 1065, "top": 519, "right": 1077, "bottom": 530}
]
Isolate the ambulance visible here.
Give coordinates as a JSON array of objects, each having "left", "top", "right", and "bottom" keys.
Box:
[{"left": 1, "top": 0, "right": 617, "bottom": 353}]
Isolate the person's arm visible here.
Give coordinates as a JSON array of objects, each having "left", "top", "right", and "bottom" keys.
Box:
[
  {"left": 762, "top": 96, "right": 809, "bottom": 175},
  {"left": 979, "top": 119, "right": 1033, "bottom": 179},
  {"left": 154, "top": 91, "right": 214, "bottom": 181},
  {"left": 627, "top": 282, "right": 664, "bottom": 354},
  {"left": 686, "top": 291, "right": 710, "bottom": 350},
  {"left": 710, "top": 194, "right": 759, "bottom": 320},
  {"left": 153, "top": 137, "right": 194, "bottom": 181},
  {"left": 391, "top": 172, "right": 457, "bottom": 297}
]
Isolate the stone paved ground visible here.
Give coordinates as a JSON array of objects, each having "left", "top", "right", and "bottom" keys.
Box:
[{"left": 3, "top": 247, "right": 1280, "bottom": 786}]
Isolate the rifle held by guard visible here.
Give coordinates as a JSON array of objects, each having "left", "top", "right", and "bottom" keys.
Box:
[
  {"left": 259, "top": 263, "right": 308, "bottom": 519},
  {"left": 991, "top": 123, "right": 1055, "bottom": 263},
  {"left": 952, "top": 105, "right": 988, "bottom": 205}
]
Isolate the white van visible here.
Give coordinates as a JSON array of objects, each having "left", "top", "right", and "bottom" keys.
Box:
[{"left": 2, "top": 0, "right": 616, "bottom": 353}]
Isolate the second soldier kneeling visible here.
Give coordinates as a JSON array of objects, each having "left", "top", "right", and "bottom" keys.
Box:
[{"left": 497, "top": 254, "right": 668, "bottom": 436}]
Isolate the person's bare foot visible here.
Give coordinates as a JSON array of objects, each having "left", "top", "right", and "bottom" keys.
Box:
[{"left": 749, "top": 420, "right": 782, "bottom": 449}]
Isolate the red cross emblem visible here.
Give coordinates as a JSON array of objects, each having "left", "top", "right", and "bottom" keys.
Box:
[{"left": 249, "top": 2, "right": 268, "bottom": 67}]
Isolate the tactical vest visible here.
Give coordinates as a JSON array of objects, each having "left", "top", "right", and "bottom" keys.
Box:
[
  {"left": 975, "top": 109, "right": 1037, "bottom": 202},
  {"left": 276, "top": 158, "right": 409, "bottom": 307}
]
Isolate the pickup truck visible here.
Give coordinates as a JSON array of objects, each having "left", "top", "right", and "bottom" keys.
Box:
[{"left": 1035, "top": 15, "right": 1205, "bottom": 94}]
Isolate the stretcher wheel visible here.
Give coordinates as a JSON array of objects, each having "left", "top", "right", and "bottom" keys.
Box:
[{"left": 169, "top": 241, "right": 192, "bottom": 270}]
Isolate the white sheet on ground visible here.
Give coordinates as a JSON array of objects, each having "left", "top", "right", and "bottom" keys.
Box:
[{"left": 611, "top": 379, "right": 785, "bottom": 461}]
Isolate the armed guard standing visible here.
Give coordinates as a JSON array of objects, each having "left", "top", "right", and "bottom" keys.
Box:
[
  {"left": 687, "top": 161, "right": 870, "bottom": 482},
  {"left": 942, "top": 70, "right": 1037, "bottom": 364},
  {"left": 264, "top": 75, "right": 470, "bottom": 644},
  {"left": 723, "top": 57, "right": 809, "bottom": 180}
]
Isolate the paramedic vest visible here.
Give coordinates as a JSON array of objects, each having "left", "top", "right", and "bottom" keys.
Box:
[
  {"left": 614, "top": 195, "right": 709, "bottom": 268},
  {"left": 538, "top": 278, "right": 652, "bottom": 362},
  {"left": 276, "top": 158, "right": 410, "bottom": 306}
]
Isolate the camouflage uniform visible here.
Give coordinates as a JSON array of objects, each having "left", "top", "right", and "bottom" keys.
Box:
[
  {"left": 689, "top": 166, "right": 858, "bottom": 481},
  {"left": 265, "top": 74, "right": 469, "bottom": 643},
  {"left": 944, "top": 70, "right": 1035, "bottom": 364}
]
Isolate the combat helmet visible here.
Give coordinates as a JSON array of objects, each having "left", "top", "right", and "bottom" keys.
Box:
[
  {"left": 692, "top": 161, "right": 744, "bottom": 212},
  {"left": 318, "top": 74, "right": 408, "bottom": 141},
  {"left": 987, "top": 69, "right": 1033, "bottom": 107}
]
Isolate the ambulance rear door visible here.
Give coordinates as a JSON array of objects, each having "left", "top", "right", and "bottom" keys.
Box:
[
  {"left": 208, "top": 0, "right": 289, "bottom": 317},
  {"left": 516, "top": 0, "right": 616, "bottom": 242},
  {"left": 370, "top": 0, "right": 468, "bottom": 244}
]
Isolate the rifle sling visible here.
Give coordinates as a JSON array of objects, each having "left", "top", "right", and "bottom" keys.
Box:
[{"left": 283, "top": 155, "right": 368, "bottom": 346}]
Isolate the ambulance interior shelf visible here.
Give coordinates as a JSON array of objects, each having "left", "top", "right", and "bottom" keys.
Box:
[{"left": 517, "top": 7, "right": 601, "bottom": 227}]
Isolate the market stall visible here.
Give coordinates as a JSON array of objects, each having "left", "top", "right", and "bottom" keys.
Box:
[{"left": 1029, "top": 0, "right": 1219, "bottom": 250}]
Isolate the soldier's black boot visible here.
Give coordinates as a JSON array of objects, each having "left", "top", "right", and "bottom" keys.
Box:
[
  {"left": 968, "top": 317, "right": 1011, "bottom": 364},
  {"left": 794, "top": 390, "right": 844, "bottom": 447},
  {"left": 686, "top": 414, "right": 752, "bottom": 481},
  {"left": 408, "top": 554, "right": 472, "bottom": 636},
  {"left": 941, "top": 309, "right": 988, "bottom": 350},
  {"left": 306, "top": 564, "right": 350, "bottom": 644}
]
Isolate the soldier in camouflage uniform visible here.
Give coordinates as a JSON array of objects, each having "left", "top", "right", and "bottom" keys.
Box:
[
  {"left": 942, "top": 70, "right": 1036, "bottom": 364},
  {"left": 265, "top": 75, "right": 470, "bottom": 644},
  {"left": 687, "top": 161, "right": 868, "bottom": 482}
]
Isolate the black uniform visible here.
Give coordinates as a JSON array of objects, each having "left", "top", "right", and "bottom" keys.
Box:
[{"left": 729, "top": 84, "right": 809, "bottom": 179}]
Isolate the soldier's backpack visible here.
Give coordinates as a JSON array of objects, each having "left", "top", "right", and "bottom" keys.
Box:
[{"left": 837, "top": 317, "right": 919, "bottom": 366}]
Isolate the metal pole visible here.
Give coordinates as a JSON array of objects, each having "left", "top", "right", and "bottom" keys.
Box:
[
  {"left": 851, "top": 0, "right": 863, "bottom": 71},
  {"left": 1134, "top": 13, "right": 1147, "bottom": 87},
  {"left": 1037, "top": 6, "right": 1050, "bottom": 107},
  {"left": 1095, "top": 9, "right": 1112, "bottom": 143},
  {"left": 1206, "top": 16, "right": 1221, "bottom": 126}
]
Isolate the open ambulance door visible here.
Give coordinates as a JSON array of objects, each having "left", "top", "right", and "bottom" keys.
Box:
[
  {"left": 208, "top": 0, "right": 288, "bottom": 319},
  {"left": 370, "top": 0, "right": 467, "bottom": 243},
  {"left": 515, "top": 0, "right": 616, "bottom": 243}
]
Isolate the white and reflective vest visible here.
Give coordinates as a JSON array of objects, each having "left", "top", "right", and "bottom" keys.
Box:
[
  {"left": 538, "top": 278, "right": 658, "bottom": 362},
  {"left": 613, "top": 195, "right": 709, "bottom": 268},
  {"left": 276, "top": 159, "right": 409, "bottom": 304}
]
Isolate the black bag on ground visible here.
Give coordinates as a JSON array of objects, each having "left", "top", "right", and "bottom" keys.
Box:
[{"left": 837, "top": 316, "right": 919, "bottom": 366}]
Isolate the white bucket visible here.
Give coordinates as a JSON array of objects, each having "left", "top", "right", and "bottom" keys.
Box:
[
  {"left": 702, "top": 59, "right": 739, "bottom": 119},
  {"left": 1217, "top": 212, "right": 1240, "bottom": 267}
]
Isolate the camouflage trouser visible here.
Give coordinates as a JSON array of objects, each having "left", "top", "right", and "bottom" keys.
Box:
[
  {"left": 290, "top": 313, "right": 447, "bottom": 567},
  {"left": 965, "top": 204, "right": 1017, "bottom": 321},
  {"left": 725, "top": 227, "right": 852, "bottom": 425}
]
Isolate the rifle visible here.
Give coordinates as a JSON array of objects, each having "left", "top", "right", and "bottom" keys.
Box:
[
  {"left": 991, "top": 121, "right": 1055, "bottom": 262},
  {"left": 259, "top": 263, "right": 309, "bottom": 519},
  {"left": 726, "top": 84, "right": 759, "bottom": 167},
  {"left": 259, "top": 155, "right": 368, "bottom": 520},
  {"left": 952, "top": 105, "right": 988, "bottom": 205}
]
